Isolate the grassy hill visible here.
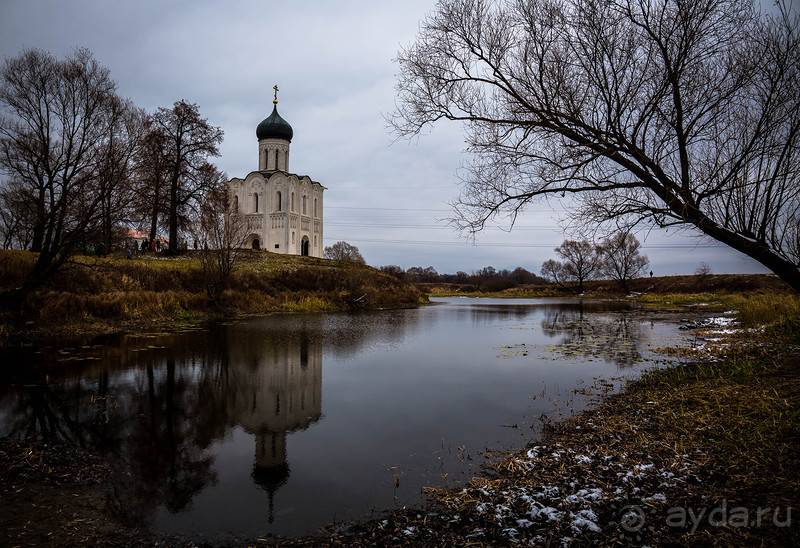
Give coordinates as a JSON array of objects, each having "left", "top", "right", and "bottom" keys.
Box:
[{"left": 0, "top": 249, "right": 426, "bottom": 336}]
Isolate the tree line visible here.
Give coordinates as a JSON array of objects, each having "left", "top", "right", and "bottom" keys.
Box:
[
  {"left": 325, "top": 236, "right": 649, "bottom": 293},
  {"left": 374, "top": 233, "right": 647, "bottom": 293},
  {"left": 0, "top": 48, "right": 225, "bottom": 308},
  {"left": 378, "top": 264, "right": 546, "bottom": 291}
]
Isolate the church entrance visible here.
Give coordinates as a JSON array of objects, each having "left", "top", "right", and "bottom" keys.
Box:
[
  {"left": 252, "top": 238, "right": 261, "bottom": 250},
  {"left": 301, "top": 236, "right": 309, "bottom": 256}
]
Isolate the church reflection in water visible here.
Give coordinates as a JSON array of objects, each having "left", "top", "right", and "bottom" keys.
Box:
[
  {"left": 0, "top": 317, "right": 327, "bottom": 526},
  {"left": 227, "top": 329, "right": 323, "bottom": 522}
]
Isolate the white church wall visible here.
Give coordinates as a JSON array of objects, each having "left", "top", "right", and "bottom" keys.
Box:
[{"left": 228, "top": 101, "right": 324, "bottom": 257}]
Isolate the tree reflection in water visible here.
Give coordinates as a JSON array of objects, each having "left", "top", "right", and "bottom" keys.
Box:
[
  {"left": 0, "top": 302, "right": 688, "bottom": 537},
  {"left": 0, "top": 319, "right": 326, "bottom": 527},
  {"left": 541, "top": 302, "right": 644, "bottom": 368}
]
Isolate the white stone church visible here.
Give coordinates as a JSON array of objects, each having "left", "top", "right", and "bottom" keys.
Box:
[{"left": 228, "top": 90, "right": 325, "bottom": 256}]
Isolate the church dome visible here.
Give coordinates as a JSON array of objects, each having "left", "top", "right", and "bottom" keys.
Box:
[{"left": 256, "top": 105, "right": 293, "bottom": 142}]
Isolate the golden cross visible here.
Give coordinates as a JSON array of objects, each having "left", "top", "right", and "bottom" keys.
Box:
[{"left": 273, "top": 84, "right": 279, "bottom": 103}]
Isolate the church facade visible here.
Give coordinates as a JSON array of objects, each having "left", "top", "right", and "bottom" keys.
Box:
[{"left": 228, "top": 90, "right": 325, "bottom": 257}]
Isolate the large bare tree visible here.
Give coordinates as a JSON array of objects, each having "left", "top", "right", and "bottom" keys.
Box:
[
  {"left": 151, "top": 100, "right": 223, "bottom": 253},
  {"left": 391, "top": 0, "right": 800, "bottom": 291},
  {"left": 94, "top": 98, "right": 147, "bottom": 250},
  {"left": 133, "top": 122, "right": 171, "bottom": 243},
  {"left": 0, "top": 48, "right": 132, "bottom": 306},
  {"left": 324, "top": 241, "right": 366, "bottom": 263}
]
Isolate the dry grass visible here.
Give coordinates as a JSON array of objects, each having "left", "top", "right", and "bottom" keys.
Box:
[
  {"left": 730, "top": 292, "right": 800, "bottom": 333},
  {"left": 0, "top": 249, "right": 425, "bottom": 335}
]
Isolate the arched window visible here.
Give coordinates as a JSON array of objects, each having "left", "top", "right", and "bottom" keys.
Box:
[
  {"left": 302, "top": 195, "right": 307, "bottom": 215},
  {"left": 254, "top": 193, "right": 259, "bottom": 213},
  {"left": 291, "top": 192, "right": 295, "bottom": 212},
  {"left": 276, "top": 191, "right": 282, "bottom": 211},
  {"left": 275, "top": 149, "right": 279, "bottom": 170},
  {"left": 233, "top": 195, "right": 239, "bottom": 214},
  {"left": 314, "top": 198, "right": 317, "bottom": 217}
]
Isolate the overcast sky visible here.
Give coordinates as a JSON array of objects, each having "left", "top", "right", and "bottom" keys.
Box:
[{"left": 0, "top": 0, "right": 772, "bottom": 276}]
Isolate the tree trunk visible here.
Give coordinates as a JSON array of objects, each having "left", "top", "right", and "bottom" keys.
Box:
[
  {"left": 168, "top": 170, "right": 179, "bottom": 253},
  {"left": 687, "top": 208, "right": 800, "bottom": 293}
]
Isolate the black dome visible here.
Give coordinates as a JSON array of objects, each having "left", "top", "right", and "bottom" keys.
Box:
[{"left": 256, "top": 104, "right": 293, "bottom": 142}]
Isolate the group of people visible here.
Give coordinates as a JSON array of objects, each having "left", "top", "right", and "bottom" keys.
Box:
[
  {"left": 124, "top": 238, "right": 193, "bottom": 259},
  {"left": 124, "top": 238, "right": 163, "bottom": 259},
  {"left": 139, "top": 239, "right": 163, "bottom": 253}
]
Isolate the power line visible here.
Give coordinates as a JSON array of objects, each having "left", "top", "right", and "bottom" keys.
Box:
[
  {"left": 325, "top": 235, "right": 728, "bottom": 249},
  {"left": 328, "top": 206, "right": 448, "bottom": 212},
  {"left": 326, "top": 222, "right": 560, "bottom": 230},
  {"left": 327, "top": 205, "right": 559, "bottom": 213}
]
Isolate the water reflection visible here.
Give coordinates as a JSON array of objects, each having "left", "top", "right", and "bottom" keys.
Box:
[
  {"left": 541, "top": 301, "right": 644, "bottom": 367},
  {"left": 0, "top": 321, "right": 327, "bottom": 527},
  {"left": 225, "top": 323, "right": 322, "bottom": 523},
  {"left": 0, "top": 299, "right": 690, "bottom": 538}
]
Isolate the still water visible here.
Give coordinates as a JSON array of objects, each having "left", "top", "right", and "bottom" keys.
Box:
[{"left": 0, "top": 298, "right": 691, "bottom": 540}]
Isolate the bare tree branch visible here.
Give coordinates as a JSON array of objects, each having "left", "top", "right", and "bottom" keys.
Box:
[{"left": 392, "top": 0, "right": 800, "bottom": 291}]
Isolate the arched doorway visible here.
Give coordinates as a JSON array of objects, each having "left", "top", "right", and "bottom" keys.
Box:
[
  {"left": 252, "top": 238, "right": 261, "bottom": 250},
  {"left": 301, "top": 236, "right": 310, "bottom": 256}
]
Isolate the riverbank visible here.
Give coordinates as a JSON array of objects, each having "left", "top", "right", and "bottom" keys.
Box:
[
  {"left": 292, "top": 297, "right": 798, "bottom": 546},
  {"left": 350, "top": 332, "right": 798, "bottom": 545},
  {"left": 1, "top": 292, "right": 798, "bottom": 546},
  {"left": 0, "top": 249, "right": 426, "bottom": 340},
  {"left": 420, "top": 272, "right": 792, "bottom": 299}
]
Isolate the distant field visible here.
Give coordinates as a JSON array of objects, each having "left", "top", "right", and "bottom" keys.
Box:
[{"left": 419, "top": 273, "right": 791, "bottom": 297}]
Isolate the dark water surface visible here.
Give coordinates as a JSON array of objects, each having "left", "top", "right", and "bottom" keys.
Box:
[{"left": 0, "top": 298, "right": 692, "bottom": 539}]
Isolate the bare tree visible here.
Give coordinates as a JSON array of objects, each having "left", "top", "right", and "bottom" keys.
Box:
[
  {"left": 540, "top": 259, "right": 567, "bottom": 287},
  {"left": 392, "top": 0, "right": 800, "bottom": 291},
  {"left": 553, "top": 239, "right": 601, "bottom": 292},
  {"left": 0, "top": 178, "right": 36, "bottom": 249},
  {"left": 151, "top": 100, "right": 224, "bottom": 253},
  {"left": 598, "top": 232, "right": 649, "bottom": 293},
  {"left": 133, "top": 123, "right": 170, "bottom": 243},
  {"left": 94, "top": 99, "right": 147, "bottom": 251},
  {"left": 379, "top": 265, "right": 407, "bottom": 280},
  {"left": 0, "top": 48, "right": 129, "bottom": 307},
  {"left": 191, "top": 165, "right": 248, "bottom": 307},
  {"left": 324, "top": 241, "right": 366, "bottom": 263},
  {"left": 510, "top": 267, "right": 545, "bottom": 285},
  {"left": 695, "top": 262, "right": 713, "bottom": 277}
]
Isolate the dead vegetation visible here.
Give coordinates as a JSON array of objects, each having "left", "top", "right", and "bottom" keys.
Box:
[{"left": 0, "top": 249, "right": 426, "bottom": 337}]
